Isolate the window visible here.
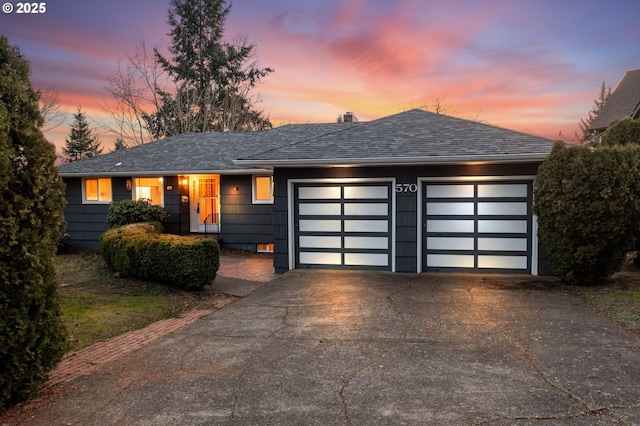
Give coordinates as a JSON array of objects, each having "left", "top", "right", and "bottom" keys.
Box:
[
  {"left": 83, "top": 178, "right": 112, "bottom": 203},
  {"left": 253, "top": 175, "right": 274, "bottom": 204},
  {"left": 134, "top": 177, "right": 164, "bottom": 206},
  {"left": 257, "top": 243, "right": 274, "bottom": 253}
]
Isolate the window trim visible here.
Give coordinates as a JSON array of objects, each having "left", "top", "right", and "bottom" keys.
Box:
[
  {"left": 82, "top": 177, "right": 112, "bottom": 204},
  {"left": 252, "top": 175, "right": 274, "bottom": 204}
]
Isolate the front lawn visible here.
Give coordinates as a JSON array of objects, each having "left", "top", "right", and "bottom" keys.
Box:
[
  {"left": 574, "top": 267, "right": 640, "bottom": 332},
  {"left": 55, "top": 251, "right": 218, "bottom": 351}
]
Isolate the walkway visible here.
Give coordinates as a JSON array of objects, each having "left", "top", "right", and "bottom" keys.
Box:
[{"left": 46, "top": 255, "right": 276, "bottom": 388}]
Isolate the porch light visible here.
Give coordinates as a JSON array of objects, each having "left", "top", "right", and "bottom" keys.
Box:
[{"left": 126, "top": 179, "right": 131, "bottom": 191}]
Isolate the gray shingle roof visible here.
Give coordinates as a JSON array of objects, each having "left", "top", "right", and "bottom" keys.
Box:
[
  {"left": 58, "top": 109, "right": 555, "bottom": 176},
  {"left": 235, "top": 109, "right": 555, "bottom": 167},
  {"left": 57, "top": 123, "right": 356, "bottom": 176},
  {"left": 589, "top": 69, "right": 640, "bottom": 131}
]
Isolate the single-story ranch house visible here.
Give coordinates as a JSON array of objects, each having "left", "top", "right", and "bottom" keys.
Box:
[{"left": 57, "top": 109, "right": 556, "bottom": 275}]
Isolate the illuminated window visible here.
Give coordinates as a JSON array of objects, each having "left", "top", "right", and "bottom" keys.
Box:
[
  {"left": 253, "top": 175, "right": 274, "bottom": 204},
  {"left": 134, "top": 177, "right": 164, "bottom": 206},
  {"left": 83, "top": 178, "right": 112, "bottom": 203},
  {"left": 257, "top": 243, "right": 274, "bottom": 253}
]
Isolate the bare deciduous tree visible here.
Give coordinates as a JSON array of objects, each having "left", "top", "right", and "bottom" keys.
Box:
[
  {"left": 37, "top": 87, "right": 66, "bottom": 132},
  {"left": 419, "top": 96, "right": 452, "bottom": 115},
  {"left": 103, "top": 40, "right": 168, "bottom": 147}
]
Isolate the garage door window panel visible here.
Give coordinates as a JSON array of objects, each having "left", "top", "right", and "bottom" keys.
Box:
[
  {"left": 299, "top": 236, "right": 342, "bottom": 249},
  {"left": 344, "top": 186, "right": 388, "bottom": 199},
  {"left": 345, "top": 236, "right": 388, "bottom": 250},
  {"left": 477, "top": 202, "right": 527, "bottom": 216},
  {"left": 344, "top": 202, "right": 388, "bottom": 216},
  {"left": 299, "top": 219, "right": 342, "bottom": 232},
  {"left": 299, "top": 186, "right": 341, "bottom": 199},
  {"left": 298, "top": 202, "right": 342, "bottom": 216},
  {"left": 299, "top": 252, "right": 342, "bottom": 265}
]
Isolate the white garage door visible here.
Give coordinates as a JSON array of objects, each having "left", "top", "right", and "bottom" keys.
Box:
[
  {"left": 423, "top": 181, "right": 532, "bottom": 272},
  {"left": 294, "top": 183, "right": 392, "bottom": 270}
]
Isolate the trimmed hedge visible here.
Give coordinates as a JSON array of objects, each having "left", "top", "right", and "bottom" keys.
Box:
[
  {"left": 534, "top": 141, "right": 640, "bottom": 285},
  {"left": 100, "top": 223, "right": 219, "bottom": 290}
]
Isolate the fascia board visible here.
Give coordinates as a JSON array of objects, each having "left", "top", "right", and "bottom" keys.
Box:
[
  {"left": 58, "top": 168, "right": 272, "bottom": 178},
  {"left": 233, "top": 153, "right": 551, "bottom": 168}
]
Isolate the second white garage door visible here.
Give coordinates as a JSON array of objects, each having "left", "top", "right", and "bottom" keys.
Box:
[
  {"left": 294, "top": 182, "right": 393, "bottom": 270},
  {"left": 423, "top": 181, "right": 532, "bottom": 273}
]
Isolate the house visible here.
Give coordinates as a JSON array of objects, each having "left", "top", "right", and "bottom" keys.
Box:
[
  {"left": 589, "top": 68, "right": 640, "bottom": 133},
  {"left": 57, "top": 121, "right": 358, "bottom": 251},
  {"left": 58, "top": 109, "right": 555, "bottom": 275}
]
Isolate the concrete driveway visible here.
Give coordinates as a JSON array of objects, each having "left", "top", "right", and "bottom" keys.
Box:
[{"left": 12, "top": 270, "right": 640, "bottom": 425}]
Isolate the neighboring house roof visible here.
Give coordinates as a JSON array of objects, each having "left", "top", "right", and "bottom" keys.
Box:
[
  {"left": 589, "top": 69, "right": 640, "bottom": 132},
  {"left": 235, "top": 109, "right": 555, "bottom": 168},
  {"left": 57, "top": 123, "right": 357, "bottom": 177}
]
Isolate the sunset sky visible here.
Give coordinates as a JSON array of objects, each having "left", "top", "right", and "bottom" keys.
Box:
[{"left": 1, "top": 0, "right": 639, "bottom": 153}]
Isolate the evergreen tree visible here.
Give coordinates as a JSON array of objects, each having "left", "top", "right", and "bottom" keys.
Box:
[
  {"left": 113, "top": 137, "right": 127, "bottom": 151},
  {"left": 599, "top": 117, "right": 640, "bottom": 147},
  {"left": 148, "top": 0, "right": 273, "bottom": 136},
  {"left": 0, "top": 36, "right": 66, "bottom": 410},
  {"left": 575, "top": 81, "right": 611, "bottom": 145},
  {"left": 63, "top": 107, "right": 102, "bottom": 162}
]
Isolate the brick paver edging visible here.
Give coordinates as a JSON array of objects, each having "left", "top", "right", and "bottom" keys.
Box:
[{"left": 44, "top": 294, "right": 238, "bottom": 388}]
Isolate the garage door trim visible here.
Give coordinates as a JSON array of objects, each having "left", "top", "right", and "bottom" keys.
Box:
[
  {"left": 416, "top": 176, "right": 538, "bottom": 275},
  {"left": 288, "top": 178, "right": 396, "bottom": 271}
]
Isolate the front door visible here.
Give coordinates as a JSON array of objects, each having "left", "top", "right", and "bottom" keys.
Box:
[{"left": 189, "top": 175, "right": 220, "bottom": 233}]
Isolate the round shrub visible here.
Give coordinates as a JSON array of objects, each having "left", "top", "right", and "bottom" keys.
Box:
[{"left": 106, "top": 199, "right": 168, "bottom": 228}]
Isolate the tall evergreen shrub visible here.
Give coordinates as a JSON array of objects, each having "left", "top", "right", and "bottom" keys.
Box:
[
  {"left": 0, "top": 36, "right": 67, "bottom": 409},
  {"left": 534, "top": 141, "right": 640, "bottom": 285}
]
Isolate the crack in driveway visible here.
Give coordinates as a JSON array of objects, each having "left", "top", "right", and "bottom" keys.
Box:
[{"left": 466, "top": 284, "right": 628, "bottom": 424}]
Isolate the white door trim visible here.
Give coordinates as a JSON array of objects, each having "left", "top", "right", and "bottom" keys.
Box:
[
  {"left": 417, "top": 175, "right": 538, "bottom": 275},
  {"left": 287, "top": 177, "right": 397, "bottom": 272}
]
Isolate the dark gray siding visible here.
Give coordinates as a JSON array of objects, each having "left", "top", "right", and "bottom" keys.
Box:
[
  {"left": 163, "top": 176, "right": 190, "bottom": 235},
  {"left": 219, "top": 175, "right": 274, "bottom": 251},
  {"left": 63, "top": 177, "right": 131, "bottom": 250},
  {"left": 273, "top": 163, "right": 546, "bottom": 274},
  {"left": 63, "top": 174, "right": 274, "bottom": 251}
]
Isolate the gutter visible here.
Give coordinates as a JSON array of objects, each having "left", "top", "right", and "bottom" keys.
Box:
[
  {"left": 57, "top": 168, "right": 272, "bottom": 178},
  {"left": 232, "top": 153, "right": 551, "bottom": 168}
]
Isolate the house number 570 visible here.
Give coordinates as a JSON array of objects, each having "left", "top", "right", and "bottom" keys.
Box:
[{"left": 395, "top": 183, "right": 417, "bottom": 193}]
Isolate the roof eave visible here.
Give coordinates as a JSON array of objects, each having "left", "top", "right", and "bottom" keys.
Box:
[
  {"left": 57, "top": 168, "right": 272, "bottom": 178},
  {"left": 233, "top": 153, "right": 551, "bottom": 168}
]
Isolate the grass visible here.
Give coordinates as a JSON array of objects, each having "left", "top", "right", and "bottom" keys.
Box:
[
  {"left": 573, "top": 266, "right": 640, "bottom": 332},
  {"left": 55, "top": 251, "right": 218, "bottom": 351}
]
